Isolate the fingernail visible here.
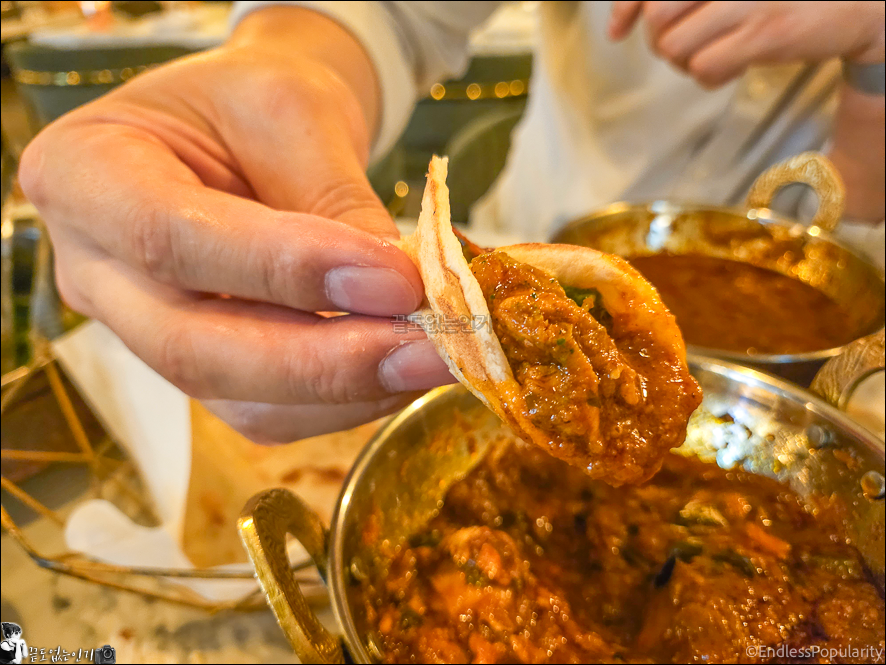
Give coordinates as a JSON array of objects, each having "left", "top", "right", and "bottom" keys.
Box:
[
  {"left": 379, "top": 340, "right": 456, "bottom": 393},
  {"left": 325, "top": 266, "right": 419, "bottom": 315}
]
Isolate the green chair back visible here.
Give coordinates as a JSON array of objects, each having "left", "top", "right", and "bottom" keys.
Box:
[{"left": 445, "top": 106, "right": 524, "bottom": 224}]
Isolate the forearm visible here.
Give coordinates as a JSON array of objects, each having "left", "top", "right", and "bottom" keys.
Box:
[
  {"left": 228, "top": 6, "right": 381, "bottom": 143},
  {"left": 828, "top": 2, "right": 884, "bottom": 223},
  {"left": 828, "top": 83, "right": 885, "bottom": 222}
]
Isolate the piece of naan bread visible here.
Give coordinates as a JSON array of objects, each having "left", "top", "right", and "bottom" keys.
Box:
[{"left": 399, "top": 156, "right": 701, "bottom": 484}]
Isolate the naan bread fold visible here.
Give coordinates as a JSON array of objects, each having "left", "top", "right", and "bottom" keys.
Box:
[{"left": 399, "top": 156, "right": 700, "bottom": 484}]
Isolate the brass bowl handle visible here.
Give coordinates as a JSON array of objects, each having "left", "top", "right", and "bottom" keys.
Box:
[
  {"left": 746, "top": 152, "right": 846, "bottom": 232},
  {"left": 238, "top": 489, "right": 344, "bottom": 664},
  {"left": 811, "top": 329, "right": 885, "bottom": 410}
]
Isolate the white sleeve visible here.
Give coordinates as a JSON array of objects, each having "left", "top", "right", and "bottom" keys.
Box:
[{"left": 230, "top": 1, "right": 503, "bottom": 162}]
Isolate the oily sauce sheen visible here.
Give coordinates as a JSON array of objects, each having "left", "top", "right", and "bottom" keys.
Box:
[
  {"left": 358, "top": 440, "right": 885, "bottom": 664},
  {"left": 628, "top": 254, "right": 860, "bottom": 355},
  {"left": 469, "top": 251, "right": 700, "bottom": 485}
]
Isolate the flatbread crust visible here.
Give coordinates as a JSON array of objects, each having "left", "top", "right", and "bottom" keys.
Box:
[
  {"left": 398, "top": 157, "right": 519, "bottom": 420},
  {"left": 399, "top": 156, "right": 694, "bottom": 477}
]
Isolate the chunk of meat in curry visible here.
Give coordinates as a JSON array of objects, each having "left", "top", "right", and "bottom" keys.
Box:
[{"left": 469, "top": 251, "right": 701, "bottom": 485}]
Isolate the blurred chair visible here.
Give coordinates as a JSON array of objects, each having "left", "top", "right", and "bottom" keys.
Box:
[
  {"left": 402, "top": 53, "right": 531, "bottom": 160},
  {"left": 5, "top": 41, "right": 196, "bottom": 128},
  {"left": 372, "top": 53, "right": 532, "bottom": 213},
  {"left": 445, "top": 106, "right": 524, "bottom": 225}
]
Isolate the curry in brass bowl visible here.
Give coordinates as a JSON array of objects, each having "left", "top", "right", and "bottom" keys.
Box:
[
  {"left": 627, "top": 253, "right": 866, "bottom": 356},
  {"left": 238, "top": 359, "right": 885, "bottom": 664},
  {"left": 550, "top": 153, "right": 886, "bottom": 384},
  {"left": 358, "top": 442, "right": 883, "bottom": 664}
]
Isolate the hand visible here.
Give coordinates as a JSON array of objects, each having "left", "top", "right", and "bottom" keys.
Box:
[
  {"left": 609, "top": 1, "right": 886, "bottom": 88},
  {"left": 19, "top": 9, "right": 454, "bottom": 444}
]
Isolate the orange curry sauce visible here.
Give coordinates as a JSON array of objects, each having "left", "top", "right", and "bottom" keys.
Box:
[
  {"left": 469, "top": 251, "right": 701, "bottom": 485},
  {"left": 628, "top": 254, "right": 862, "bottom": 355},
  {"left": 358, "top": 441, "right": 885, "bottom": 664}
]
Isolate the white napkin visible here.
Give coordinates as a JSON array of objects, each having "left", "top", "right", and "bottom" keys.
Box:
[
  {"left": 52, "top": 320, "right": 287, "bottom": 602},
  {"left": 53, "top": 320, "right": 191, "bottom": 534}
]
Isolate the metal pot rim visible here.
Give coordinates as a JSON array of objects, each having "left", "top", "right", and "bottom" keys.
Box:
[
  {"left": 551, "top": 200, "right": 886, "bottom": 364},
  {"left": 327, "top": 355, "right": 886, "bottom": 662},
  {"left": 328, "top": 384, "right": 454, "bottom": 663},
  {"left": 557, "top": 199, "right": 882, "bottom": 268}
]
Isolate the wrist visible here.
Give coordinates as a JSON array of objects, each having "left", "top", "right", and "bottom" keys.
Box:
[{"left": 227, "top": 6, "right": 381, "bottom": 147}]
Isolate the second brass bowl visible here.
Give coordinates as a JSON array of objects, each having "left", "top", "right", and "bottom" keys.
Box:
[
  {"left": 551, "top": 201, "right": 885, "bottom": 385},
  {"left": 550, "top": 153, "right": 886, "bottom": 386}
]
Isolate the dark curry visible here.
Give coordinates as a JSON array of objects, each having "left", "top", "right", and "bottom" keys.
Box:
[
  {"left": 469, "top": 251, "right": 701, "bottom": 485},
  {"left": 628, "top": 254, "right": 863, "bottom": 355},
  {"left": 357, "top": 438, "right": 885, "bottom": 664}
]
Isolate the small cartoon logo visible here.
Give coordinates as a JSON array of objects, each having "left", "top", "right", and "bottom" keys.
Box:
[{"left": 0, "top": 623, "right": 27, "bottom": 665}]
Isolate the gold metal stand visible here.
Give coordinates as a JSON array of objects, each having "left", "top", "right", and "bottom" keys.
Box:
[{"left": 1, "top": 342, "right": 319, "bottom": 612}]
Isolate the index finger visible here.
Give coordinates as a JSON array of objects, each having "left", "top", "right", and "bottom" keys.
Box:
[{"left": 21, "top": 122, "right": 423, "bottom": 316}]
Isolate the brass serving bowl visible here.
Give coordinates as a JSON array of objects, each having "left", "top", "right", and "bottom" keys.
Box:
[
  {"left": 549, "top": 153, "right": 886, "bottom": 386},
  {"left": 238, "top": 357, "right": 885, "bottom": 664}
]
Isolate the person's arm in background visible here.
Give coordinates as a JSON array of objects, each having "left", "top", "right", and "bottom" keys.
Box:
[
  {"left": 18, "top": 3, "right": 497, "bottom": 444},
  {"left": 828, "top": 84, "right": 884, "bottom": 222},
  {"left": 609, "top": 1, "right": 885, "bottom": 223}
]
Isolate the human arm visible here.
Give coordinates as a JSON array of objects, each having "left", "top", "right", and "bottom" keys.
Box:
[{"left": 609, "top": 1, "right": 885, "bottom": 222}]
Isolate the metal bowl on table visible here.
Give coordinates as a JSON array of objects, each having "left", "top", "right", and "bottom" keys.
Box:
[
  {"left": 549, "top": 153, "right": 886, "bottom": 386},
  {"left": 237, "top": 357, "right": 885, "bottom": 663}
]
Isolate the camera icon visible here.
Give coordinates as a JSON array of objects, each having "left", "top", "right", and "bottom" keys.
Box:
[{"left": 94, "top": 644, "right": 116, "bottom": 664}]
